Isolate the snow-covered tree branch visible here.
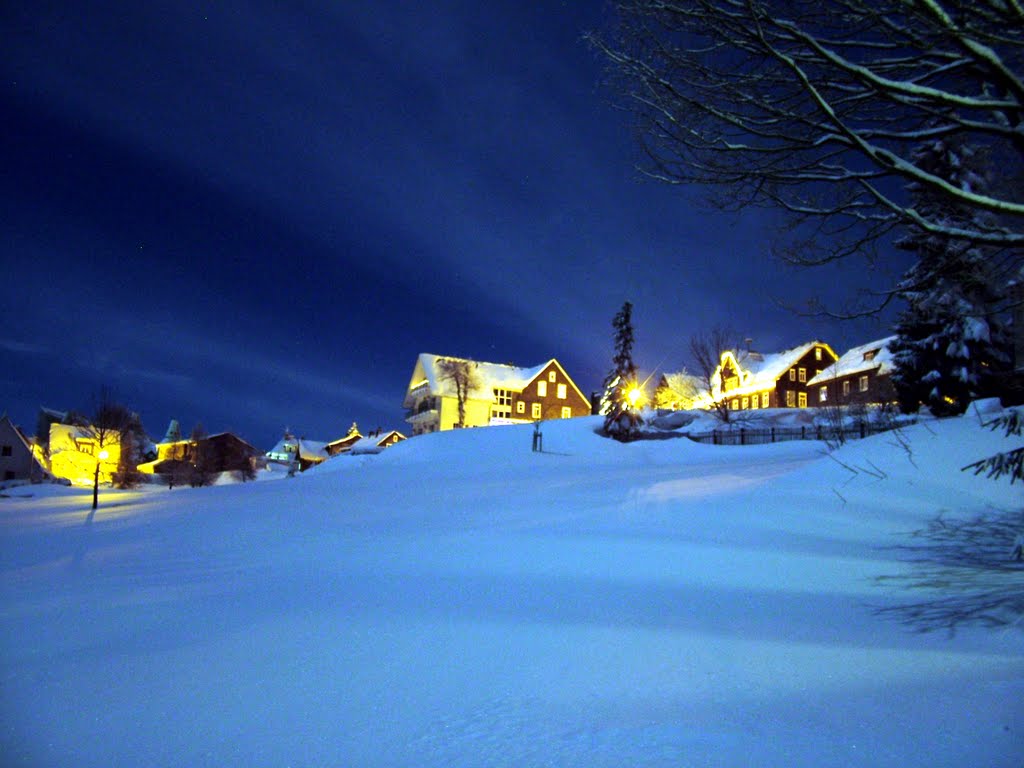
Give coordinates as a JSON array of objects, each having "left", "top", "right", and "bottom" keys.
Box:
[{"left": 591, "top": 0, "right": 1024, "bottom": 271}]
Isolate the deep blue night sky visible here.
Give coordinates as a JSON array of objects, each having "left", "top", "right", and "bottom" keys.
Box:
[{"left": 1, "top": 1, "right": 901, "bottom": 448}]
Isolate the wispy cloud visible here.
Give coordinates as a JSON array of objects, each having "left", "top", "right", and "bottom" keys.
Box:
[{"left": 0, "top": 338, "right": 50, "bottom": 356}]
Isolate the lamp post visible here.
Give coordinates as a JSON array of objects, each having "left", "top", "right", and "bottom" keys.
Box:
[{"left": 92, "top": 448, "right": 109, "bottom": 511}]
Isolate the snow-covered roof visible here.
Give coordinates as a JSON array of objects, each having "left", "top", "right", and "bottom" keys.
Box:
[
  {"left": 716, "top": 341, "right": 836, "bottom": 396},
  {"left": 266, "top": 436, "right": 328, "bottom": 462},
  {"left": 807, "top": 337, "right": 896, "bottom": 386},
  {"left": 406, "top": 353, "right": 555, "bottom": 402}
]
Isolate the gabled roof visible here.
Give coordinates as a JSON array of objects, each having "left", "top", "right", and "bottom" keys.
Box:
[
  {"left": 405, "top": 353, "right": 581, "bottom": 404},
  {"left": 266, "top": 436, "right": 328, "bottom": 462},
  {"left": 807, "top": 337, "right": 896, "bottom": 386},
  {"left": 0, "top": 414, "right": 33, "bottom": 452},
  {"left": 715, "top": 341, "right": 837, "bottom": 396}
]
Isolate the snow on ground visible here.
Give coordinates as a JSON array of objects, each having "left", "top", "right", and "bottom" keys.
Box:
[{"left": 1, "top": 413, "right": 1021, "bottom": 767}]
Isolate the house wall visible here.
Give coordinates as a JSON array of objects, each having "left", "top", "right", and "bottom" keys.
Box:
[
  {"left": 48, "top": 423, "right": 121, "bottom": 486},
  {"left": 0, "top": 418, "right": 38, "bottom": 482},
  {"left": 817, "top": 370, "right": 896, "bottom": 406},
  {"left": 509, "top": 361, "right": 590, "bottom": 422}
]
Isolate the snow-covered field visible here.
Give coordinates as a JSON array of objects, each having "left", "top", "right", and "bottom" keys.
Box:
[{"left": 1, "top": 412, "right": 1021, "bottom": 767}]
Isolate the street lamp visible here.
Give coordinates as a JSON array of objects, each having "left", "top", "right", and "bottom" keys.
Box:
[{"left": 92, "top": 448, "right": 109, "bottom": 511}]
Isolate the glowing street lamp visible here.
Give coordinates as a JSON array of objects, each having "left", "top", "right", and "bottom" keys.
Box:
[
  {"left": 92, "top": 448, "right": 109, "bottom": 511},
  {"left": 626, "top": 385, "right": 644, "bottom": 410}
]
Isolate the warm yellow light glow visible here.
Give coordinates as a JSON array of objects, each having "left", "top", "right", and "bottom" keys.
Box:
[
  {"left": 98, "top": 449, "right": 109, "bottom": 461},
  {"left": 627, "top": 385, "right": 644, "bottom": 409}
]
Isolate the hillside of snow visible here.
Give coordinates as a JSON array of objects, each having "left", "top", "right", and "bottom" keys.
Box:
[{"left": 1, "top": 412, "right": 1021, "bottom": 767}]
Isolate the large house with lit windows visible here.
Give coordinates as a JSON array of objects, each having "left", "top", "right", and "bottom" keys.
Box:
[
  {"left": 709, "top": 341, "right": 840, "bottom": 412},
  {"left": 403, "top": 354, "right": 591, "bottom": 435},
  {"left": 806, "top": 337, "right": 897, "bottom": 406}
]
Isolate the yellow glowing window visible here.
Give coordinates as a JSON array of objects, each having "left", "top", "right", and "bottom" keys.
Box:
[
  {"left": 731, "top": 399, "right": 738, "bottom": 410},
  {"left": 548, "top": 371, "right": 557, "bottom": 382},
  {"left": 741, "top": 397, "right": 749, "bottom": 409},
  {"left": 815, "top": 347, "right": 822, "bottom": 361},
  {"left": 557, "top": 383, "right": 567, "bottom": 399},
  {"left": 762, "top": 392, "right": 769, "bottom": 408},
  {"left": 750, "top": 397, "right": 759, "bottom": 410},
  {"left": 798, "top": 368, "right": 806, "bottom": 383},
  {"left": 798, "top": 392, "right": 807, "bottom": 408},
  {"left": 531, "top": 403, "right": 542, "bottom": 419},
  {"left": 560, "top": 406, "right": 572, "bottom": 419},
  {"left": 786, "top": 391, "right": 795, "bottom": 407},
  {"left": 725, "top": 376, "right": 739, "bottom": 391},
  {"left": 789, "top": 369, "right": 796, "bottom": 381},
  {"left": 516, "top": 401, "right": 525, "bottom": 414},
  {"left": 537, "top": 381, "right": 547, "bottom": 397}
]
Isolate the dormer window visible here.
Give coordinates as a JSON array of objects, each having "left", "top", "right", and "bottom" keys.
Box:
[
  {"left": 548, "top": 371, "right": 557, "bottom": 383},
  {"left": 863, "top": 349, "right": 877, "bottom": 362},
  {"left": 815, "top": 347, "right": 822, "bottom": 361}
]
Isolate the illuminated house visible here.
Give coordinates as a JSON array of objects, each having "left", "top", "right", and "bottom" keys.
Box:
[
  {"left": 266, "top": 431, "right": 328, "bottom": 472},
  {"left": 48, "top": 422, "right": 122, "bottom": 487},
  {"left": 653, "top": 371, "right": 704, "bottom": 411},
  {"left": 806, "top": 337, "right": 898, "bottom": 407},
  {"left": 347, "top": 430, "right": 407, "bottom": 455},
  {"left": 709, "top": 341, "right": 839, "bottom": 411},
  {"left": 324, "top": 423, "right": 363, "bottom": 456},
  {"left": 0, "top": 415, "right": 45, "bottom": 483},
  {"left": 139, "top": 432, "right": 259, "bottom": 477},
  {"left": 403, "top": 354, "right": 591, "bottom": 435}
]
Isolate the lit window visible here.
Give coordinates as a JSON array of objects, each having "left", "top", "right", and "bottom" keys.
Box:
[
  {"left": 820, "top": 387, "right": 828, "bottom": 403},
  {"left": 842, "top": 381, "right": 851, "bottom": 396},
  {"left": 815, "top": 347, "right": 822, "bottom": 361},
  {"left": 741, "top": 397, "right": 749, "bottom": 409},
  {"left": 516, "top": 401, "right": 525, "bottom": 414},
  {"left": 537, "top": 380, "right": 547, "bottom": 397},
  {"left": 557, "top": 383, "right": 567, "bottom": 399},
  {"left": 859, "top": 375, "right": 869, "bottom": 392},
  {"left": 786, "top": 391, "right": 795, "bottom": 407},
  {"left": 560, "top": 406, "right": 572, "bottom": 419},
  {"left": 798, "top": 392, "right": 807, "bottom": 408},
  {"left": 531, "top": 403, "right": 542, "bottom": 419},
  {"left": 725, "top": 376, "right": 739, "bottom": 391},
  {"left": 750, "top": 396, "right": 759, "bottom": 410},
  {"left": 548, "top": 371, "right": 557, "bottom": 382},
  {"left": 798, "top": 368, "right": 806, "bottom": 383},
  {"left": 762, "top": 392, "right": 769, "bottom": 408},
  {"left": 789, "top": 369, "right": 796, "bottom": 381},
  {"left": 731, "top": 399, "right": 738, "bottom": 410},
  {"left": 863, "top": 350, "right": 876, "bottom": 361}
]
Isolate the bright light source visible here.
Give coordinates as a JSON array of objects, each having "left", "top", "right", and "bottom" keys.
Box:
[
  {"left": 627, "top": 385, "right": 643, "bottom": 408},
  {"left": 98, "top": 449, "right": 109, "bottom": 461}
]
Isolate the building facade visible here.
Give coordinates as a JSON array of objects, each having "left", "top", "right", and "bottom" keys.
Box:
[{"left": 403, "top": 354, "right": 591, "bottom": 435}]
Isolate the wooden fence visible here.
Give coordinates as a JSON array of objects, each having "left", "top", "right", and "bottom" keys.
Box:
[{"left": 685, "top": 421, "right": 904, "bottom": 446}]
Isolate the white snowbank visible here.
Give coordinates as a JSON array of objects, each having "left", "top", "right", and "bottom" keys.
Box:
[{"left": 1, "top": 411, "right": 1020, "bottom": 767}]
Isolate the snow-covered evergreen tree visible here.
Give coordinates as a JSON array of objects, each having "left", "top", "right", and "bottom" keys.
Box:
[
  {"left": 891, "top": 138, "right": 1011, "bottom": 416},
  {"left": 602, "top": 301, "right": 642, "bottom": 440}
]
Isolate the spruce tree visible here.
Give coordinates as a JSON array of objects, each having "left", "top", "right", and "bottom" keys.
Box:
[
  {"left": 891, "top": 139, "right": 1010, "bottom": 416},
  {"left": 602, "top": 301, "right": 642, "bottom": 440}
]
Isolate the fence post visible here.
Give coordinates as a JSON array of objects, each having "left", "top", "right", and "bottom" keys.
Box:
[
  {"left": 860, "top": 422, "right": 865, "bottom": 439},
  {"left": 771, "top": 427, "right": 775, "bottom": 443},
  {"left": 713, "top": 430, "right": 718, "bottom": 445},
  {"left": 801, "top": 426, "right": 806, "bottom": 440}
]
